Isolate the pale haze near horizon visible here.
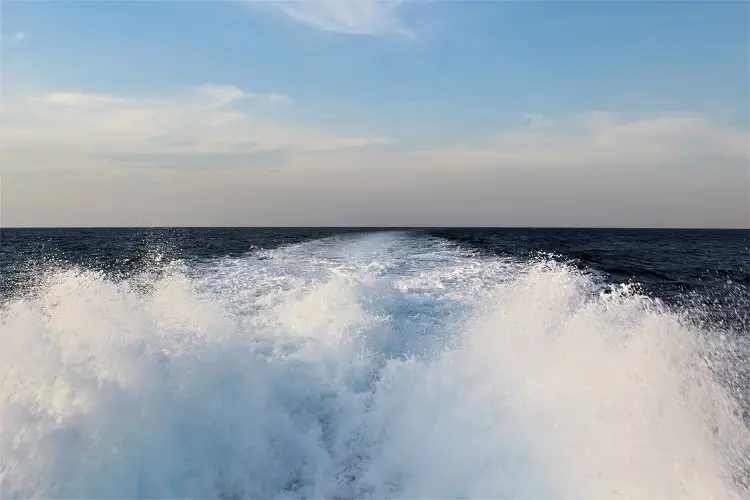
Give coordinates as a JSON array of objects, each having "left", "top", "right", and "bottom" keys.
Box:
[{"left": 1, "top": 1, "right": 748, "bottom": 228}]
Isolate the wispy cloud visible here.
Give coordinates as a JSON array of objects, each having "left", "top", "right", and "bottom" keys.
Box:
[
  {"left": 247, "top": 92, "right": 296, "bottom": 106},
  {"left": 415, "top": 111, "right": 748, "bottom": 170},
  {"left": 1, "top": 31, "right": 27, "bottom": 44},
  {"left": 273, "top": 0, "right": 412, "bottom": 37},
  {"left": 2, "top": 84, "right": 747, "bottom": 227},
  {"left": 1, "top": 84, "right": 391, "bottom": 173}
]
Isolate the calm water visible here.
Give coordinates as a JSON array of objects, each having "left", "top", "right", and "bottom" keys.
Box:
[{"left": 1, "top": 228, "right": 749, "bottom": 499}]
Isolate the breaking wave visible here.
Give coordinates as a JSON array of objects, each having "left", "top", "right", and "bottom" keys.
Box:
[{"left": 1, "top": 232, "right": 748, "bottom": 499}]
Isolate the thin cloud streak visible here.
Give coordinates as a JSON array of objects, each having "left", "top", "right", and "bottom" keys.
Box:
[
  {"left": 1, "top": 85, "right": 390, "bottom": 170},
  {"left": 1, "top": 32, "right": 27, "bottom": 44},
  {"left": 272, "top": 0, "right": 413, "bottom": 37}
]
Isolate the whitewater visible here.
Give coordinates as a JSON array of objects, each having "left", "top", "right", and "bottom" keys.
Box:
[{"left": 1, "top": 231, "right": 749, "bottom": 499}]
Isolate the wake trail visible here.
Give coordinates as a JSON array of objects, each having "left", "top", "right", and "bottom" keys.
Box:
[{"left": 1, "top": 231, "right": 748, "bottom": 499}]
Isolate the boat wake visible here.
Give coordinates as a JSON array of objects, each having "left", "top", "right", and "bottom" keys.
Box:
[{"left": 1, "top": 232, "right": 748, "bottom": 499}]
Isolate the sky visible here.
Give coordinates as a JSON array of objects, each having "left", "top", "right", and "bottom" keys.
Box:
[{"left": 1, "top": 0, "right": 748, "bottom": 227}]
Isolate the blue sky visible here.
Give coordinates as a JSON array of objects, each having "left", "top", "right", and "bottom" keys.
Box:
[
  {"left": 5, "top": 1, "right": 748, "bottom": 126},
  {"left": 1, "top": 1, "right": 748, "bottom": 226}
]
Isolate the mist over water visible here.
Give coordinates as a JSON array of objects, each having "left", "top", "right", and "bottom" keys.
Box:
[{"left": 1, "top": 231, "right": 748, "bottom": 499}]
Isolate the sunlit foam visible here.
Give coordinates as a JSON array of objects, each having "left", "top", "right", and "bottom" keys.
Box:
[{"left": 1, "top": 232, "right": 747, "bottom": 499}]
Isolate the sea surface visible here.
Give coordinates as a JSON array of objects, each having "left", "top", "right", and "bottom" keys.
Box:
[{"left": 1, "top": 227, "right": 749, "bottom": 499}]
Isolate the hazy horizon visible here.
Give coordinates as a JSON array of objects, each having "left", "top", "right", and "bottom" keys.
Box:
[{"left": 1, "top": 1, "right": 748, "bottom": 228}]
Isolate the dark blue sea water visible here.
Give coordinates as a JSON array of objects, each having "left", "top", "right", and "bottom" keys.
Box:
[{"left": 1, "top": 228, "right": 748, "bottom": 499}]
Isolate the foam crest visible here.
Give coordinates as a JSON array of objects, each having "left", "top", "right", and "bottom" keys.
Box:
[
  {"left": 461, "top": 262, "right": 750, "bottom": 498},
  {"left": 0, "top": 233, "right": 747, "bottom": 499}
]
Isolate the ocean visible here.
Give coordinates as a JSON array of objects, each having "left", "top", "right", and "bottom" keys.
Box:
[{"left": 1, "top": 227, "right": 748, "bottom": 499}]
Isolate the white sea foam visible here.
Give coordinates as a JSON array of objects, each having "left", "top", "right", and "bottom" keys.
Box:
[{"left": 1, "top": 232, "right": 748, "bottom": 499}]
